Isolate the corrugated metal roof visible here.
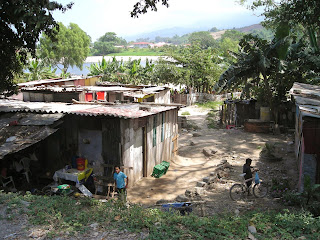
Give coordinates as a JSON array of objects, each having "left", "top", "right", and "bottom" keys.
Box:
[
  {"left": 0, "top": 126, "right": 58, "bottom": 159},
  {"left": 0, "top": 112, "right": 64, "bottom": 126},
  {"left": 22, "top": 86, "right": 83, "bottom": 92},
  {"left": 0, "top": 100, "right": 177, "bottom": 119},
  {"left": 290, "top": 82, "right": 320, "bottom": 103},
  {"left": 290, "top": 82, "right": 320, "bottom": 118},
  {"left": 21, "top": 85, "right": 167, "bottom": 93},
  {"left": 21, "top": 86, "right": 135, "bottom": 93},
  {"left": 142, "top": 86, "right": 166, "bottom": 93},
  {"left": 122, "top": 91, "right": 149, "bottom": 98},
  {"left": 17, "top": 76, "right": 101, "bottom": 87},
  {"left": 17, "top": 77, "right": 79, "bottom": 87},
  {"left": 298, "top": 105, "right": 320, "bottom": 118},
  {"left": 0, "top": 111, "right": 63, "bottom": 159},
  {"left": 83, "top": 86, "right": 135, "bottom": 92}
]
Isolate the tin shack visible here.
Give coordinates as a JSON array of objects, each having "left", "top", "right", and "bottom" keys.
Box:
[
  {"left": 290, "top": 82, "right": 320, "bottom": 191},
  {"left": 0, "top": 100, "right": 180, "bottom": 188}
]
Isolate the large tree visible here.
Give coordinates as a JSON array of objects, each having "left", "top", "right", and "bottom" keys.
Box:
[
  {"left": 39, "top": 22, "right": 91, "bottom": 73},
  {"left": 155, "top": 44, "right": 225, "bottom": 92},
  {"left": 92, "top": 32, "right": 127, "bottom": 56},
  {"left": 188, "top": 31, "right": 217, "bottom": 49},
  {"left": 0, "top": 0, "right": 72, "bottom": 94}
]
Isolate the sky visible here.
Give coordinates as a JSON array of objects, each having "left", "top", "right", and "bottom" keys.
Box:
[{"left": 53, "top": 0, "right": 264, "bottom": 41}]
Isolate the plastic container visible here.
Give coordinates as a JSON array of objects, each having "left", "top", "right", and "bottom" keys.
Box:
[
  {"left": 151, "top": 164, "right": 166, "bottom": 178},
  {"left": 57, "top": 184, "right": 71, "bottom": 194},
  {"left": 76, "top": 158, "right": 85, "bottom": 171},
  {"left": 71, "top": 156, "right": 79, "bottom": 168},
  {"left": 161, "top": 161, "right": 170, "bottom": 174},
  {"left": 260, "top": 107, "right": 271, "bottom": 121}
]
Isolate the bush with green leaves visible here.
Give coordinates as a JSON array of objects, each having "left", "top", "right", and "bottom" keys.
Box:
[
  {"left": 181, "top": 111, "right": 190, "bottom": 116},
  {"left": 271, "top": 178, "right": 290, "bottom": 198}
]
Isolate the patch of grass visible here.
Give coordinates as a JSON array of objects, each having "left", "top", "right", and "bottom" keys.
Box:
[
  {"left": 206, "top": 110, "right": 221, "bottom": 129},
  {"left": 181, "top": 111, "right": 190, "bottom": 116},
  {"left": 1, "top": 192, "right": 320, "bottom": 239},
  {"left": 196, "top": 101, "right": 223, "bottom": 110}
]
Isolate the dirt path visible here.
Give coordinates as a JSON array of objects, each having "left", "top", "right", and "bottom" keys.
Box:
[
  {"left": 128, "top": 106, "right": 298, "bottom": 214},
  {"left": 179, "top": 105, "right": 209, "bottom": 130}
]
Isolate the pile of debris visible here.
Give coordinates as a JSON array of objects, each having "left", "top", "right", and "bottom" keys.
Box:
[
  {"left": 259, "top": 142, "right": 283, "bottom": 162},
  {"left": 175, "top": 160, "right": 233, "bottom": 202}
]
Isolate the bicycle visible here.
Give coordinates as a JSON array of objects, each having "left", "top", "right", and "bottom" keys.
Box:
[{"left": 229, "top": 171, "right": 269, "bottom": 201}]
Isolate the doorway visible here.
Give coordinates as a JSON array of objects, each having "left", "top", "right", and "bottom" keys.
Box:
[{"left": 142, "top": 126, "right": 147, "bottom": 177}]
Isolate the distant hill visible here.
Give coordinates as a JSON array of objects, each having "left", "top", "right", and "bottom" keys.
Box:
[
  {"left": 125, "top": 23, "right": 272, "bottom": 42},
  {"left": 210, "top": 30, "right": 226, "bottom": 39},
  {"left": 211, "top": 24, "right": 273, "bottom": 40},
  {"left": 235, "top": 24, "right": 264, "bottom": 33},
  {"left": 124, "top": 26, "right": 206, "bottom": 41}
]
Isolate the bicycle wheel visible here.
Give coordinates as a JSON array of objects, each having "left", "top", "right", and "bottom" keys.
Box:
[
  {"left": 230, "top": 184, "right": 246, "bottom": 201},
  {"left": 253, "top": 182, "right": 268, "bottom": 198}
]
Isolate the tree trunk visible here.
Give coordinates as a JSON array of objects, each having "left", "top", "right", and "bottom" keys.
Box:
[
  {"left": 63, "top": 64, "right": 68, "bottom": 74},
  {"left": 263, "top": 75, "right": 272, "bottom": 107}
]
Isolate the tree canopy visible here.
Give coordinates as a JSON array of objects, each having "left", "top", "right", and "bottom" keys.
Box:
[
  {"left": 92, "top": 32, "right": 127, "bottom": 56},
  {"left": 240, "top": 0, "right": 320, "bottom": 52},
  {"left": 39, "top": 22, "right": 91, "bottom": 73},
  {"left": 215, "top": 34, "right": 320, "bottom": 107},
  {"left": 188, "top": 31, "right": 217, "bottom": 49},
  {"left": 152, "top": 44, "right": 225, "bottom": 92},
  {"left": 0, "top": 0, "right": 72, "bottom": 94},
  {"left": 131, "top": 0, "right": 169, "bottom": 17}
]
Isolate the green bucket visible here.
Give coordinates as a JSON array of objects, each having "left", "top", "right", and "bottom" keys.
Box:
[{"left": 57, "top": 184, "right": 71, "bottom": 194}]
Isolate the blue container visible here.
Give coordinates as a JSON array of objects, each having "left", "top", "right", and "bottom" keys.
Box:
[{"left": 71, "top": 156, "right": 79, "bottom": 168}]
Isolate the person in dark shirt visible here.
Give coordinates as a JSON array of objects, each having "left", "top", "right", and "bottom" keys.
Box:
[{"left": 243, "top": 158, "right": 254, "bottom": 188}]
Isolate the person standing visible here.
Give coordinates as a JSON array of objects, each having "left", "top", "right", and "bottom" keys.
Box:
[{"left": 113, "top": 166, "right": 128, "bottom": 203}]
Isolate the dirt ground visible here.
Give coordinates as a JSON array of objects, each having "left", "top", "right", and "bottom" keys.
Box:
[
  {"left": 0, "top": 105, "right": 298, "bottom": 239},
  {"left": 128, "top": 105, "right": 298, "bottom": 214}
]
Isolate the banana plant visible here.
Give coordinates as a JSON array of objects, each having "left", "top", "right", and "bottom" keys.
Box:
[
  {"left": 27, "top": 59, "right": 57, "bottom": 81},
  {"left": 87, "top": 56, "right": 107, "bottom": 76}
]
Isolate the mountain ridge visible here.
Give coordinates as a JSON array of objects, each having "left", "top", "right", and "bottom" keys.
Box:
[{"left": 124, "top": 23, "right": 264, "bottom": 42}]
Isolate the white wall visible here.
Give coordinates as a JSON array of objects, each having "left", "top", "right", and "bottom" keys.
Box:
[
  {"left": 78, "top": 129, "right": 103, "bottom": 174},
  {"left": 155, "top": 89, "right": 171, "bottom": 104}
]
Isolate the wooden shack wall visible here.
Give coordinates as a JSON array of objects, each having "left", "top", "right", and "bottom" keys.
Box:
[
  {"left": 121, "top": 109, "right": 178, "bottom": 186},
  {"left": 295, "top": 111, "right": 320, "bottom": 191},
  {"left": 24, "top": 92, "right": 80, "bottom": 103},
  {"left": 221, "top": 102, "right": 258, "bottom": 127},
  {"left": 42, "top": 110, "right": 178, "bottom": 187},
  {"left": 155, "top": 89, "right": 171, "bottom": 104}
]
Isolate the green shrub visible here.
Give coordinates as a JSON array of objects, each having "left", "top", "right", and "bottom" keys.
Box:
[
  {"left": 283, "top": 191, "right": 305, "bottom": 206},
  {"left": 181, "top": 111, "right": 190, "bottom": 115},
  {"left": 271, "top": 178, "right": 290, "bottom": 198},
  {"left": 196, "top": 101, "right": 223, "bottom": 110}
]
